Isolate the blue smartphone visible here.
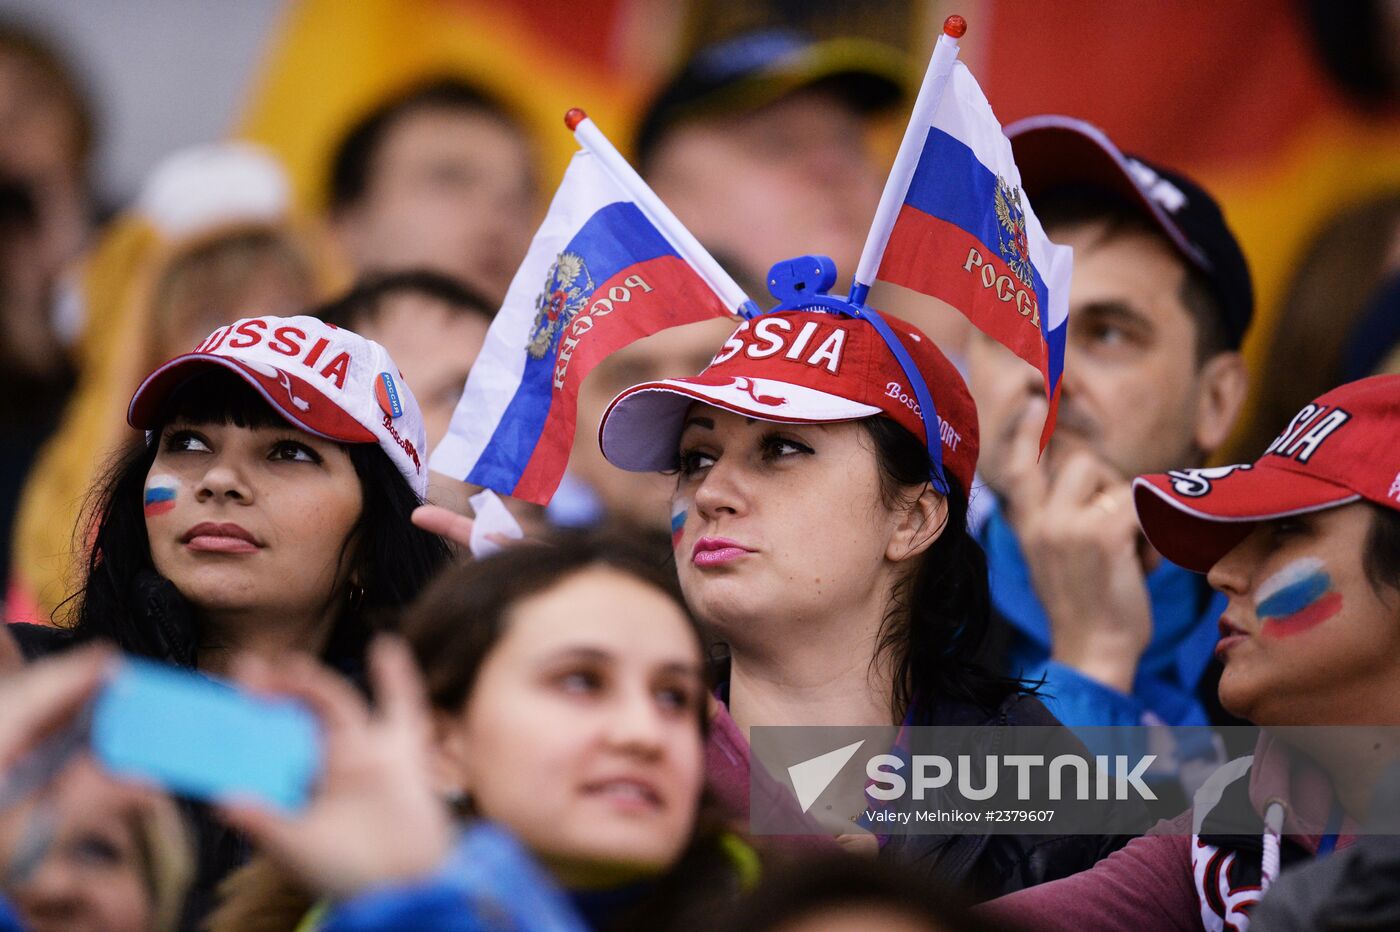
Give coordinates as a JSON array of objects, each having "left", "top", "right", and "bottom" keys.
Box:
[{"left": 91, "top": 658, "right": 322, "bottom": 811}]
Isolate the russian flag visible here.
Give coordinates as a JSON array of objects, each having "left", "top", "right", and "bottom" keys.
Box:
[
  {"left": 430, "top": 130, "right": 743, "bottom": 505},
  {"left": 855, "top": 25, "right": 1071, "bottom": 446}
]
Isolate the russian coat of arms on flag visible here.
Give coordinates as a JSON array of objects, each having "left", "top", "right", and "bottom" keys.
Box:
[
  {"left": 994, "top": 177, "right": 1034, "bottom": 292},
  {"left": 433, "top": 18, "right": 1071, "bottom": 511},
  {"left": 430, "top": 113, "right": 753, "bottom": 505},
  {"left": 854, "top": 30, "right": 1073, "bottom": 447},
  {"left": 528, "top": 252, "right": 594, "bottom": 359}
]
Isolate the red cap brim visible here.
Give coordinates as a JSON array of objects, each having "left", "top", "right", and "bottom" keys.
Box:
[
  {"left": 599, "top": 374, "right": 881, "bottom": 472},
  {"left": 1133, "top": 463, "right": 1360, "bottom": 573},
  {"left": 128, "top": 354, "right": 376, "bottom": 443}
]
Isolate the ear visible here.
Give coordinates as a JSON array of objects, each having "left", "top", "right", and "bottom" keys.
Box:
[
  {"left": 885, "top": 484, "right": 948, "bottom": 564},
  {"left": 1193, "top": 351, "right": 1249, "bottom": 455},
  {"left": 429, "top": 709, "right": 474, "bottom": 797}
]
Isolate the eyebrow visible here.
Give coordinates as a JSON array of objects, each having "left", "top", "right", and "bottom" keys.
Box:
[
  {"left": 541, "top": 647, "right": 702, "bottom": 677},
  {"left": 1078, "top": 300, "right": 1154, "bottom": 331},
  {"left": 680, "top": 414, "right": 760, "bottom": 433},
  {"left": 544, "top": 646, "right": 613, "bottom": 665}
]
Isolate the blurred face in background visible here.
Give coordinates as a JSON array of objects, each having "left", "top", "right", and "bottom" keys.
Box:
[
  {"left": 4, "top": 765, "right": 186, "bottom": 932},
  {"left": 334, "top": 106, "right": 537, "bottom": 303},
  {"left": 570, "top": 316, "right": 737, "bottom": 531},
  {"left": 153, "top": 229, "right": 316, "bottom": 362},
  {"left": 0, "top": 33, "right": 92, "bottom": 273},
  {"left": 351, "top": 292, "right": 490, "bottom": 448},
  {"left": 970, "top": 220, "right": 1240, "bottom": 489},
  {"left": 0, "top": 40, "right": 87, "bottom": 189},
  {"left": 647, "top": 88, "right": 883, "bottom": 282}
]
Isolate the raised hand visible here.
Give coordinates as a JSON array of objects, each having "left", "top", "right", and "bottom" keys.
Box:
[
  {"left": 217, "top": 636, "right": 453, "bottom": 898},
  {"left": 998, "top": 399, "right": 1153, "bottom": 693},
  {"left": 0, "top": 646, "right": 110, "bottom": 775}
]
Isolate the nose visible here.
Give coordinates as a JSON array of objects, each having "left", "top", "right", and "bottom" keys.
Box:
[
  {"left": 15, "top": 853, "right": 82, "bottom": 922},
  {"left": 604, "top": 686, "right": 667, "bottom": 759},
  {"left": 1206, "top": 530, "right": 1259, "bottom": 598},
  {"left": 801, "top": 138, "right": 867, "bottom": 189},
  {"left": 692, "top": 454, "right": 750, "bottom": 524},
  {"left": 195, "top": 457, "right": 253, "bottom": 505}
]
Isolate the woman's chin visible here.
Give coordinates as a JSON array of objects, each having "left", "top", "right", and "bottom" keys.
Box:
[
  {"left": 1216, "top": 670, "right": 1262, "bottom": 725},
  {"left": 690, "top": 593, "right": 777, "bottom": 640}
]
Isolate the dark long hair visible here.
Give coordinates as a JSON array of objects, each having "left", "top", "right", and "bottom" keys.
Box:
[
  {"left": 861, "top": 416, "right": 1030, "bottom": 720},
  {"left": 64, "top": 370, "right": 451, "bottom": 664}
]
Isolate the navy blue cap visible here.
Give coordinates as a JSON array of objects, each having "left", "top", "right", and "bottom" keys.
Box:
[
  {"left": 635, "top": 29, "right": 908, "bottom": 167},
  {"left": 1007, "top": 115, "right": 1254, "bottom": 350}
]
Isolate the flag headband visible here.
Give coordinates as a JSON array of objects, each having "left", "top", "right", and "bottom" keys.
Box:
[
  {"left": 599, "top": 256, "right": 979, "bottom": 497},
  {"left": 746, "top": 255, "right": 950, "bottom": 494}
]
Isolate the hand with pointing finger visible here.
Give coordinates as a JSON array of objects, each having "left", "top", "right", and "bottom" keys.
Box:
[{"left": 998, "top": 399, "right": 1153, "bottom": 694}]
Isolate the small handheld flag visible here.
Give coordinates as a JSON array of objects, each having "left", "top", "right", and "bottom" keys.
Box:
[
  {"left": 430, "top": 111, "right": 755, "bottom": 505},
  {"left": 850, "top": 15, "right": 1072, "bottom": 449}
]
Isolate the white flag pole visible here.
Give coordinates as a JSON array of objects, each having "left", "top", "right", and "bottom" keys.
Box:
[
  {"left": 848, "top": 15, "right": 967, "bottom": 306},
  {"left": 566, "top": 109, "right": 759, "bottom": 319}
]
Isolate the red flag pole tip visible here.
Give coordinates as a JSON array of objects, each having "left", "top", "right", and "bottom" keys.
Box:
[
  {"left": 564, "top": 108, "right": 588, "bottom": 130},
  {"left": 943, "top": 15, "right": 967, "bottom": 38}
]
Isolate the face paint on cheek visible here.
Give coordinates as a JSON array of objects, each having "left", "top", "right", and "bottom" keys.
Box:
[
  {"left": 1255, "top": 557, "right": 1343, "bottom": 638},
  {"left": 143, "top": 474, "right": 179, "bottom": 517},
  {"left": 670, "top": 497, "right": 688, "bottom": 550}
]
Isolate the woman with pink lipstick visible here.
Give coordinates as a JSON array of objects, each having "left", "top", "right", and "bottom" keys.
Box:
[
  {"left": 210, "top": 532, "right": 753, "bottom": 931},
  {"left": 596, "top": 305, "right": 1122, "bottom": 897},
  {"left": 7, "top": 313, "right": 451, "bottom": 924},
  {"left": 982, "top": 375, "right": 1400, "bottom": 931}
]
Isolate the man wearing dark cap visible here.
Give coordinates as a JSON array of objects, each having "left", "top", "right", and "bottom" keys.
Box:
[
  {"left": 637, "top": 29, "right": 906, "bottom": 286},
  {"left": 967, "top": 116, "right": 1253, "bottom": 733}
]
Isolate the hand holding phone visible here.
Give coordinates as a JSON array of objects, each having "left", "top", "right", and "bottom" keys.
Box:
[
  {"left": 91, "top": 658, "right": 321, "bottom": 811},
  {"left": 216, "top": 637, "right": 453, "bottom": 899}
]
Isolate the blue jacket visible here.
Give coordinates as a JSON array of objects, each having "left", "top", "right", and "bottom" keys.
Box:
[
  {"left": 978, "top": 497, "right": 1223, "bottom": 727},
  {"left": 0, "top": 897, "right": 21, "bottom": 932},
  {"left": 320, "top": 823, "right": 587, "bottom": 932}
]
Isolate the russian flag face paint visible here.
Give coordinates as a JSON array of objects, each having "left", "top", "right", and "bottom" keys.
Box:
[
  {"left": 143, "top": 474, "right": 179, "bottom": 517},
  {"left": 1255, "top": 557, "right": 1342, "bottom": 638},
  {"left": 670, "top": 497, "right": 688, "bottom": 550}
]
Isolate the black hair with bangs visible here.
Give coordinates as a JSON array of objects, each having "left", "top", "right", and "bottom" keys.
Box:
[{"left": 62, "top": 369, "right": 451, "bottom": 667}]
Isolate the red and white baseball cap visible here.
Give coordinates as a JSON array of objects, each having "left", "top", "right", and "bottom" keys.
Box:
[
  {"left": 598, "top": 309, "right": 979, "bottom": 494},
  {"left": 128, "top": 314, "right": 428, "bottom": 498},
  {"left": 1133, "top": 375, "right": 1400, "bottom": 573}
]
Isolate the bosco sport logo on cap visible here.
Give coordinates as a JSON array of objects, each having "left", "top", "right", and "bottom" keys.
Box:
[{"left": 599, "top": 258, "right": 980, "bottom": 498}]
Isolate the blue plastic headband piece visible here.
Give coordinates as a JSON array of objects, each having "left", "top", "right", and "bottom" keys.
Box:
[{"left": 754, "top": 255, "right": 950, "bottom": 495}]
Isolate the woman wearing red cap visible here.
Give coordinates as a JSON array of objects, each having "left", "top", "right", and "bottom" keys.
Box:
[
  {"left": 982, "top": 374, "right": 1400, "bottom": 931},
  {"left": 593, "top": 302, "right": 1121, "bottom": 897},
  {"left": 6, "top": 312, "right": 451, "bottom": 923}
]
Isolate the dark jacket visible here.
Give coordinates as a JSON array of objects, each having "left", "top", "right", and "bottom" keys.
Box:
[
  {"left": 706, "top": 686, "right": 1133, "bottom": 902},
  {"left": 880, "top": 692, "right": 1134, "bottom": 900}
]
